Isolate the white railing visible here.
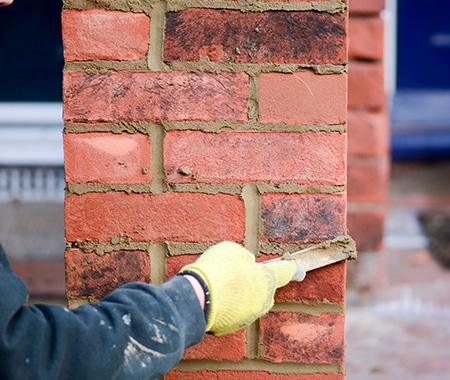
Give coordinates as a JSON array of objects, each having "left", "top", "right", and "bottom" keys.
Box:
[
  {"left": 0, "top": 167, "right": 65, "bottom": 203},
  {"left": 0, "top": 102, "right": 65, "bottom": 203}
]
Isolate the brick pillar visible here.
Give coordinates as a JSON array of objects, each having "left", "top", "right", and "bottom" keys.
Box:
[
  {"left": 62, "top": 1, "right": 348, "bottom": 379},
  {"left": 347, "top": 0, "right": 390, "bottom": 252}
]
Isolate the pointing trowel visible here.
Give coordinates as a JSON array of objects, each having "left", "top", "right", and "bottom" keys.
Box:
[{"left": 264, "top": 235, "right": 357, "bottom": 281}]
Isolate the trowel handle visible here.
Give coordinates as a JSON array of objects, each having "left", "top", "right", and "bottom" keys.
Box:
[{"left": 263, "top": 258, "right": 306, "bottom": 282}]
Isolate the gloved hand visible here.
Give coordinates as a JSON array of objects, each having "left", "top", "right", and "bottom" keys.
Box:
[{"left": 179, "top": 241, "right": 297, "bottom": 336}]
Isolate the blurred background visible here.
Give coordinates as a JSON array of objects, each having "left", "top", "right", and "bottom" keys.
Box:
[
  {"left": 0, "top": 0, "right": 449, "bottom": 378},
  {"left": 0, "top": 0, "right": 65, "bottom": 301}
]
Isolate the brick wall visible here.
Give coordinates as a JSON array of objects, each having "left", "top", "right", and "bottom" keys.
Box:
[
  {"left": 347, "top": 0, "right": 390, "bottom": 252},
  {"left": 62, "top": 1, "right": 348, "bottom": 378}
]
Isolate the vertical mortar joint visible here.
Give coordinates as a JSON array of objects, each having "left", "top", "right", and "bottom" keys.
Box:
[
  {"left": 148, "top": 1, "right": 168, "bottom": 71},
  {"left": 242, "top": 183, "right": 261, "bottom": 255},
  {"left": 150, "top": 243, "right": 168, "bottom": 286},
  {"left": 150, "top": 124, "right": 166, "bottom": 194}
]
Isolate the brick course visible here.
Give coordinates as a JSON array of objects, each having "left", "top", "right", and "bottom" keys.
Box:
[
  {"left": 347, "top": 207, "right": 386, "bottom": 252},
  {"left": 349, "top": 0, "right": 385, "bottom": 14},
  {"left": 347, "top": 156, "right": 390, "bottom": 204},
  {"left": 64, "top": 132, "right": 151, "bottom": 184},
  {"left": 63, "top": 71, "right": 249, "bottom": 123},
  {"left": 348, "top": 16, "right": 384, "bottom": 61},
  {"left": 348, "top": 62, "right": 385, "bottom": 110},
  {"left": 274, "top": 261, "right": 346, "bottom": 304},
  {"left": 62, "top": 9, "right": 150, "bottom": 61},
  {"left": 65, "top": 248, "right": 151, "bottom": 300},
  {"left": 65, "top": 192, "right": 246, "bottom": 243},
  {"left": 347, "top": 110, "right": 389, "bottom": 157},
  {"left": 259, "top": 71, "right": 347, "bottom": 125},
  {"left": 261, "top": 193, "right": 347, "bottom": 244},
  {"left": 164, "top": 131, "right": 346, "bottom": 185},
  {"left": 164, "top": 9, "right": 347, "bottom": 65},
  {"left": 182, "top": 330, "right": 247, "bottom": 362},
  {"left": 260, "top": 312, "right": 345, "bottom": 363}
]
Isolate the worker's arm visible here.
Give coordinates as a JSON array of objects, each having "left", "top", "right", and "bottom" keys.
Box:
[
  {"left": 0, "top": 241, "right": 296, "bottom": 379},
  {"left": 0, "top": 244, "right": 206, "bottom": 380}
]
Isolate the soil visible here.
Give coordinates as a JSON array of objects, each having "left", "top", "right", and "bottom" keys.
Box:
[{"left": 419, "top": 211, "right": 450, "bottom": 268}]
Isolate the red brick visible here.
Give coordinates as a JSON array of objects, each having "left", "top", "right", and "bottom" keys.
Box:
[
  {"left": 62, "top": 9, "right": 150, "bottom": 61},
  {"left": 259, "top": 72, "right": 347, "bottom": 125},
  {"left": 350, "top": 0, "right": 385, "bottom": 14},
  {"left": 183, "top": 329, "right": 246, "bottom": 361},
  {"left": 164, "top": 10, "right": 346, "bottom": 65},
  {"left": 65, "top": 248, "right": 151, "bottom": 300},
  {"left": 261, "top": 193, "right": 346, "bottom": 244},
  {"left": 64, "top": 192, "right": 246, "bottom": 243},
  {"left": 166, "top": 255, "right": 198, "bottom": 280},
  {"left": 260, "top": 312, "right": 345, "bottom": 363},
  {"left": 274, "top": 261, "right": 346, "bottom": 304},
  {"left": 167, "top": 370, "right": 344, "bottom": 380},
  {"left": 64, "top": 132, "right": 151, "bottom": 184},
  {"left": 164, "top": 131, "right": 346, "bottom": 186},
  {"left": 348, "top": 16, "right": 384, "bottom": 61},
  {"left": 63, "top": 71, "right": 249, "bottom": 123},
  {"left": 347, "top": 156, "right": 390, "bottom": 204},
  {"left": 348, "top": 110, "right": 389, "bottom": 157},
  {"left": 347, "top": 207, "right": 385, "bottom": 251},
  {"left": 348, "top": 62, "right": 385, "bottom": 110}
]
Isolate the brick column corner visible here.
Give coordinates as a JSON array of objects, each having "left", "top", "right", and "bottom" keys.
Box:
[
  {"left": 62, "top": 0, "right": 349, "bottom": 378},
  {"left": 347, "top": 0, "right": 390, "bottom": 252}
]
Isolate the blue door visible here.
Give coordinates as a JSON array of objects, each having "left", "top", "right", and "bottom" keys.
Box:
[
  {"left": 397, "top": 0, "right": 450, "bottom": 89},
  {"left": 392, "top": 0, "right": 450, "bottom": 160},
  {"left": 0, "top": 0, "right": 63, "bottom": 101}
]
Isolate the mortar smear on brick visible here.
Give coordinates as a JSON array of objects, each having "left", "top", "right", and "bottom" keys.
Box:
[{"left": 166, "top": 0, "right": 347, "bottom": 13}]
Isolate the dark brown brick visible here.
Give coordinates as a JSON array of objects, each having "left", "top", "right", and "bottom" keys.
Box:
[
  {"left": 164, "top": 9, "right": 347, "bottom": 65},
  {"left": 261, "top": 193, "right": 346, "bottom": 244},
  {"left": 65, "top": 249, "right": 151, "bottom": 300},
  {"left": 63, "top": 71, "right": 249, "bottom": 123}
]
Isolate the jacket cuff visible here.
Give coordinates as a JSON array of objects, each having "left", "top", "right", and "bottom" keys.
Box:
[
  {"left": 177, "top": 270, "right": 211, "bottom": 328},
  {"left": 158, "top": 275, "right": 206, "bottom": 348}
]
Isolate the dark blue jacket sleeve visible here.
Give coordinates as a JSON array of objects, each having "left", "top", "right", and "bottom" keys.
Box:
[{"left": 0, "top": 244, "right": 206, "bottom": 380}]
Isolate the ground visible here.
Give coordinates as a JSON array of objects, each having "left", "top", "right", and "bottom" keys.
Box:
[{"left": 346, "top": 160, "right": 450, "bottom": 380}]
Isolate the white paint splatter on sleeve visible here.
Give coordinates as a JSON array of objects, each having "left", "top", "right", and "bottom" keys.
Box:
[{"left": 122, "top": 314, "right": 131, "bottom": 326}]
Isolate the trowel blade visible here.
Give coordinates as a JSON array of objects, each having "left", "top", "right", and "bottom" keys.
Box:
[
  {"left": 288, "top": 235, "right": 357, "bottom": 272},
  {"left": 264, "top": 235, "right": 357, "bottom": 273}
]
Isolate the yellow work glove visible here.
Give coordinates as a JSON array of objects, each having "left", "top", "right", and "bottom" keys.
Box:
[{"left": 179, "top": 241, "right": 297, "bottom": 336}]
